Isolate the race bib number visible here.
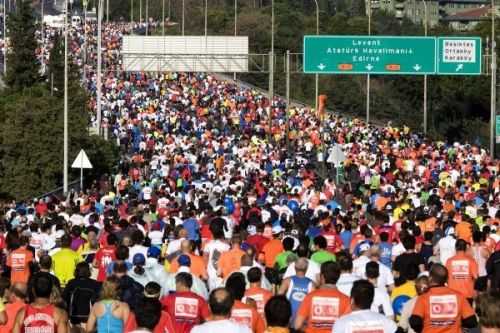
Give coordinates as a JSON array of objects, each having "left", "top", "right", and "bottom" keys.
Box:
[
  {"left": 246, "top": 293, "right": 265, "bottom": 314},
  {"left": 102, "top": 255, "right": 113, "bottom": 267},
  {"left": 429, "top": 295, "right": 458, "bottom": 319},
  {"left": 324, "top": 235, "right": 335, "bottom": 248},
  {"left": 451, "top": 260, "right": 469, "bottom": 279},
  {"left": 12, "top": 253, "right": 26, "bottom": 271},
  {"left": 231, "top": 309, "right": 253, "bottom": 328},
  {"left": 311, "top": 296, "right": 340, "bottom": 322},
  {"left": 174, "top": 297, "right": 199, "bottom": 319},
  {"left": 348, "top": 320, "right": 385, "bottom": 333}
]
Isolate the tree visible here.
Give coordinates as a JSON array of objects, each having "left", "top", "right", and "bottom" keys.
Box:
[
  {"left": 0, "top": 21, "right": 118, "bottom": 200},
  {"left": 5, "top": 0, "right": 41, "bottom": 90},
  {"left": 47, "top": 32, "right": 65, "bottom": 96},
  {"left": 0, "top": 84, "right": 119, "bottom": 200}
]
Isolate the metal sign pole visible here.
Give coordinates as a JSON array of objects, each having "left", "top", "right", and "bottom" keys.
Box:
[
  {"left": 491, "top": 0, "right": 497, "bottom": 158},
  {"left": 97, "top": 0, "right": 103, "bottom": 136},
  {"left": 423, "top": 0, "right": 428, "bottom": 135},
  {"left": 366, "top": 4, "right": 371, "bottom": 124},
  {"left": 63, "top": 0, "right": 69, "bottom": 194},
  {"left": 286, "top": 50, "right": 290, "bottom": 151}
]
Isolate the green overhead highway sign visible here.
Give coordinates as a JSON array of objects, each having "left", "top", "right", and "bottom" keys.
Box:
[
  {"left": 437, "top": 37, "right": 482, "bottom": 75},
  {"left": 303, "top": 35, "right": 437, "bottom": 75}
]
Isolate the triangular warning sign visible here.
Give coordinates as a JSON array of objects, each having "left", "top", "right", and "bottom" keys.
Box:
[{"left": 71, "top": 149, "right": 93, "bottom": 169}]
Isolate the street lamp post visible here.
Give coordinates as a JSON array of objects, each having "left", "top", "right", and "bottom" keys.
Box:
[
  {"left": 312, "top": 0, "right": 319, "bottom": 113},
  {"left": 3, "top": 0, "right": 6, "bottom": 75},
  {"left": 491, "top": 0, "right": 497, "bottom": 158},
  {"left": 82, "top": 0, "right": 88, "bottom": 82},
  {"left": 268, "top": 0, "right": 274, "bottom": 142},
  {"left": 366, "top": 0, "right": 371, "bottom": 124},
  {"left": 234, "top": 0, "right": 237, "bottom": 80},
  {"left": 145, "top": 0, "right": 148, "bottom": 35},
  {"left": 41, "top": 0, "right": 44, "bottom": 73},
  {"left": 423, "top": 0, "right": 428, "bottom": 135},
  {"left": 63, "top": 0, "right": 69, "bottom": 194},
  {"left": 204, "top": 0, "right": 208, "bottom": 36},
  {"left": 162, "top": 0, "right": 165, "bottom": 36},
  {"left": 130, "top": 0, "right": 133, "bottom": 23},
  {"left": 97, "top": 0, "right": 103, "bottom": 139},
  {"left": 182, "top": 0, "right": 185, "bottom": 35}
]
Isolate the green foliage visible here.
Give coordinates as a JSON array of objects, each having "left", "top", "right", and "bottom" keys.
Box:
[
  {"left": 0, "top": 85, "right": 81, "bottom": 199},
  {"left": 0, "top": 83, "right": 119, "bottom": 200},
  {"left": 5, "top": 0, "right": 41, "bottom": 90},
  {"left": 0, "top": 3, "right": 119, "bottom": 200}
]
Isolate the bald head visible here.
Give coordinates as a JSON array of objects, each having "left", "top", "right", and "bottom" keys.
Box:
[
  {"left": 181, "top": 240, "right": 192, "bottom": 253},
  {"left": 295, "top": 257, "right": 309, "bottom": 273},
  {"left": 429, "top": 263, "right": 448, "bottom": 286},
  {"left": 209, "top": 288, "right": 234, "bottom": 317},
  {"left": 178, "top": 228, "right": 188, "bottom": 238}
]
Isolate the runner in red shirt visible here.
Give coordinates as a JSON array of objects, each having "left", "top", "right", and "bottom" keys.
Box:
[
  {"left": 246, "top": 224, "right": 270, "bottom": 254},
  {"left": 93, "top": 234, "right": 117, "bottom": 282},
  {"left": 160, "top": 273, "right": 209, "bottom": 333},
  {"left": 321, "top": 225, "right": 343, "bottom": 254},
  {"left": 12, "top": 274, "right": 68, "bottom": 333}
]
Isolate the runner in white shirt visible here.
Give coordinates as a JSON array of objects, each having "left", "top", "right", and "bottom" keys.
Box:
[
  {"left": 203, "top": 218, "right": 231, "bottom": 290},
  {"left": 283, "top": 258, "right": 321, "bottom": 284},
  {"left": 128, "top": 230, "right": 149, "bottom": 262},
  {"left": 436, "top": 228, "right": 457, "bottom": 264},
  {"left": 352, "top": 243, "right": 372, "bottom": 277},
  {"left": 191, "top": 288, "right": 251, "bottom": 333},
  {"left": 333, "top": 280, "right": 397, "bottom": 333},
  {"left": 166, "top": 227, "right": 187, "bottom": 256},
  {"left": 366, "top": 261, "right": 394, "bottom": 319},
  {"left": 337, "top": 256, "right": 360, "bottom": 297}
]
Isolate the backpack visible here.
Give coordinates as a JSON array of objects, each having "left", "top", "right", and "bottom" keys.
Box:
[{"left": 68, "top": 287, "right": 96, "bottom": 324}]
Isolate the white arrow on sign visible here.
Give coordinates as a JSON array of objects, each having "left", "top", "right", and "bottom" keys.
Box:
[
  {"left": 413, "top": 64, "right": 422, "bottom": 72},
  {"left": 317, "top": 63, "right": 326, "bottom": 71},
  {"left": 366, "top": 64, "right": 373, "bottom": 71},
  {"left": 456, "top": 64, "right": 464, "bottom": 72}
]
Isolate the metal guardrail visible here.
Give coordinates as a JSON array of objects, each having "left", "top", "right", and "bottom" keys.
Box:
[{"left": 24, "top": 179, "right": 81, "bottom": 202}]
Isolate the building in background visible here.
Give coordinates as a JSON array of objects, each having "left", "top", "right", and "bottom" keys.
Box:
[{"left": 367, "top": 0, "right": 498, "bottom": 31}]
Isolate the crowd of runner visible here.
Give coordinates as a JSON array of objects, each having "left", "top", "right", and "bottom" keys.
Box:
[{"left": 0, "top": 13, "right": 500, "bottom": 333}]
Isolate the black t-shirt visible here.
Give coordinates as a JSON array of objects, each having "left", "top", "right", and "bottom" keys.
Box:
[
  {"left": 63, "top": 277, "right": 102, "bottom": 324},
  {"left": 419, "top": 243, "right": 433, "bottom": 265},
  {"left": 393, "top": 252, "right": 424, "bottom": 282}
]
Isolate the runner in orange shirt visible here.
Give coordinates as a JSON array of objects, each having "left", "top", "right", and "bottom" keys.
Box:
[
  {"left": 0, "top": 283, "right": 26, "bottom": 333},
  {"left": 169, "top": 240, "right": 208, "bottom": 280},
  {"left": 7, "top": 236, "right": 34, "bottom": 284},
  {"left": 244, "top": 267, "right": 273, "bottom": 317},
  {"left": 455, "top": 219, "right": 473, "bottom": 244},
  {"left": 294, "top": 262, "right": 351, "bottom": 333},
  {"left": 410, "top": 264, "right": 477, "bottom": 333},
  {"left": 226, "top": 273, "right": 266, "bottom": 333},
  {"left": 261, "top": 228, "right": 284, "bottom": 269},
  {"left": 218, "top": 235, "right": 245, "bottom": 279},
  {"left": 445, "top": 239, "right": 478, "bottom": 302}
]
